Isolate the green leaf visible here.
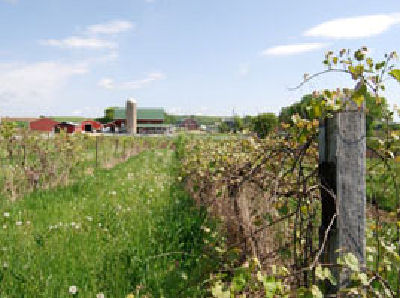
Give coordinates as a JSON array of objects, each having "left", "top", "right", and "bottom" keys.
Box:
[
  {"left": 389, "top": 69, "right": 400, "bottom": 83},
  {"left": 311, "top": 285, "right": 323, "bottom": 298}
]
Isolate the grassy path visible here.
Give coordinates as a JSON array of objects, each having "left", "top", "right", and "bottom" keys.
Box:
[{"left": 0, "top": 150, "right": 220, "bottom": 297}]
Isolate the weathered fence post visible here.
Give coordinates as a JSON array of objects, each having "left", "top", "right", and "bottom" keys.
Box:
[{"left": 319, "top": 100, "right": 366, "bottom": 293}]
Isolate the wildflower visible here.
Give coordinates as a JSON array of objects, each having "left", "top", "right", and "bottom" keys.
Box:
[
  {"left": 96, "top": 293, "right": 105, "bottom": 298},
  {"left": 69, "top": 285, "right": 78, "bottom": 295},
  {"left": 26, "top": 221, "right": 31, "bottom": 225},
  {"left": 16, "top": 221, "right": 22, "bottom": 226},
  {"left": 3, "top": 212, "right": 9, "bottom": 218},
  {"left": 86, "top": 216, "right": 93, "bottom": 222},
  {"left": 3, "top": 262, "right": 8, "bottom": 268},
  {"left": 126, "top": 294, "right": 135, "bottom": 298},
  {"left": 2, "top": 225, "right": 6, "bottom": 229},
  {"left": 71, "top": 222, "right": 76, "bottom": 227}
]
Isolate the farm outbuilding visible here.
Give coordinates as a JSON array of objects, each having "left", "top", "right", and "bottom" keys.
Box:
[
  {"left": 29, "top": 118, "right": 59, "bottom": 132},
  {"left": 81, "top": 120, "right": 102, "bottom": 133},
  {"left": 179, "top": 118, "right": 199, "bottom": 130},
  {"left": 104, "top": 103, "right": 171, "bottom": 134},
  {"left": 55, "top": 122, "right": 81, "bottom": 134}
]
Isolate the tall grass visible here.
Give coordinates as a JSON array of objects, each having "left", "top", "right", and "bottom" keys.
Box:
[{"left": 0, "top": 149, "right": 221, "bottom": 297}]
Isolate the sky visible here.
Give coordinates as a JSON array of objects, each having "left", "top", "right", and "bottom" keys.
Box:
[{"left": 1, "top": 0, "right": 400, "bottom": 117}]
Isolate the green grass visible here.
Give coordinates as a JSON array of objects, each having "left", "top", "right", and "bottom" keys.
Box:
[{"left": 0, "top": 149, "right": 221, "bottom": 297}]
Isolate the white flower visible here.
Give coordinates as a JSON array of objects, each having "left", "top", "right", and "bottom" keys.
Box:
[
  {"left": 16, "top": 221, "right": 22, "bottom": 226},
  {"left": 3, "top": 262, "right": 8, "bottom": 268},
  {"left": 69, "top": 285, "right": 78, "bottom": 295},
  {"left": 96, "top": 293, "right": 105, "bottom": 298},
  {"left": 3, "top": 212, "right": 9, "bottom": 218},
  {"left": 86, "top": 216, "right": 93, "bottom": 222},
  {"left": 26, "top": 221, "right": 31, "bottom": 225},
  {"left": 71, "top": 222, "right": 76, "bottom": 227},
  {"left": 2, "top": 225, "right": 6, "bottom": 229}
]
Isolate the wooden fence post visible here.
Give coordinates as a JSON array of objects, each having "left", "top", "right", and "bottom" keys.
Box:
[{"left": 319, "top": 100, "right": 366, "bottom": 293}]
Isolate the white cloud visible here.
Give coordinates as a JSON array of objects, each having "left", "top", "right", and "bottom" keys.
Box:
[
  {"left": 98, "top": 72, "right": 166, "bottom": 90},
  {"left": 304, "top": 13, "right": 400, "bottom": 39},
  {"left": 261, "top": 43, "right": 327, "bottom": 56},
  {"left": 41, "top": 37, "right": 117, "bottom": 49},
  {"left": 0, "top": 61, "right": 88, "bottom": 115},
  {"left": 86, "top": 20, "right": 134, "bottom": 35},
  {"left": 98, "top": 78, "right": 115, "bottom": 89}
]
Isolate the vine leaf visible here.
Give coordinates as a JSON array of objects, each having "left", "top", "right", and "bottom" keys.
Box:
[{"left": 389, "top": 69, "right": 400, "bottom": 83}]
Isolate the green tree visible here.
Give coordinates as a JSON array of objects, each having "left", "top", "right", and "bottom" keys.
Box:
[{"left": 251, "top": 113, "right": 278, "bottom": 138}]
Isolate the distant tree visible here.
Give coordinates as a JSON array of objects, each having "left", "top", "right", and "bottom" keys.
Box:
[
  {"left": 96, "top": 107, "right": 116, "bottom": 124},
  {"left": 104, "top": 107, "right": 116, "bottom": 120},
  {"left": 164, "top": 113, "right": 178, "bottom": 124},
  {"left": 218, "top": 122, "right": 230, "bottom": 133},
  {"left": 364, "top": 93, "right": 388, "bottom": 136},
  {"left": 251, "top": 113, "right": 278, "bottom": 138},
  {"left": 233, "top": 116, "right": 243, "bottom": 133}
]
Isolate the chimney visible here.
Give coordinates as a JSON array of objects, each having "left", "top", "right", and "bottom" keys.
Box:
[{"left": 126, "top": 98, "right": 137, "bottom": 135}]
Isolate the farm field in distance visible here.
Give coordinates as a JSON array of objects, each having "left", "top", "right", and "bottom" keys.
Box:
[{"left": 0, "top": 149, "right": 222, "bottom": 297}]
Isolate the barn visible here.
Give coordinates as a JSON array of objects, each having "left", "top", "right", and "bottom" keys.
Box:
[
  {"left": 29, "top": 118, "right": 59, "bottom": 132},
  {"left": 179, "top": 118, "right": 199, "bottom": 130},
  {"left": 81, "top": 120, "right": 102, "bottom": 133},
  {"left": 55, "top": 122, "right": 81, "bottom": 134}
]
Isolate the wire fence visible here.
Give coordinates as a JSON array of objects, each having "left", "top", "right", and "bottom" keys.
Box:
[{"left": 0, "top": 130, "right": 172, "bottom": 200}]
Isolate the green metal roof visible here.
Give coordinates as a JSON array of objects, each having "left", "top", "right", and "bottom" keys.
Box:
[{"left": 113, "top": 107, "right": 165, "bottom": 120}]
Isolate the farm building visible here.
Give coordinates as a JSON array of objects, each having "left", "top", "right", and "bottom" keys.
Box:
[
  {"left": 179, "top": 118, "right": 199, "bottom": 130},
  {"left": 105, "top": 102, "right": 172, "bottom": 134},
  {"left": 55, "top": 122, "right": 81, "bottom": 134},
  {"left": 29, "top": 118, "right": 59, "bottom": 132},
  {"left": 81, "top": 120, "right": 102, "bottom": 133}
]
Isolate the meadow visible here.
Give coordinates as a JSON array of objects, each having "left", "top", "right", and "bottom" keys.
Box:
[{"left": 0, "top": 148, "right": 225, "bottom": 297}]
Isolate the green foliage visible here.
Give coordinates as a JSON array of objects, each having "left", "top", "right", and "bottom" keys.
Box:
[
  {"left": 0, "top": 150, "right": 223, "bottom": 297},
  {"left": 251, "top": 113, "right": 278, "bottom": 138}
]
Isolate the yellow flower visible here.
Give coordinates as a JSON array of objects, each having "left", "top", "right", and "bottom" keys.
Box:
[{"left": 126, "top": 294, "right": 135, "bottom": 298}]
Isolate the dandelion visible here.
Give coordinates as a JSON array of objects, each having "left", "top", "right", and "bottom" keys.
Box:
[
  {"left": 126, "top": 294, "right": 135, "bottom": 298},
  {"left": 69, "top": 285, "right": 78, "bottom": 295},
  {"left": 96, "top": 293, "right": 105, "bottom": 298},
  {"left": 3, "top": 212, "right": 9, "bottom": 218},
  {"left": 16, "top": 221, "right": 22, "bottom": 226}
]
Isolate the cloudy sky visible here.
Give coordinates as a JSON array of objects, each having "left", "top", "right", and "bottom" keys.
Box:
[{"left": 1, "top": 0, "right": 400, "bottom": 117}]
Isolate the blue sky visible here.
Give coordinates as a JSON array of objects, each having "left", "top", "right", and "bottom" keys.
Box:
[{"left": 1, "top": 0, "right": 400, "bottom": 117}]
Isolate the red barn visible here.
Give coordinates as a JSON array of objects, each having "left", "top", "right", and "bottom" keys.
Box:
[
  {"left": 55, "top": 122, "right": 81, "bottom": 134},
  {"left": 180, "top": 118, "right": 199, "bottom": 130},
  {"left": 29, "top": 118, "right": 59, "bottom": 132},
  {"left": 81, "top": 120, "right": 102, "bottom": 133}
]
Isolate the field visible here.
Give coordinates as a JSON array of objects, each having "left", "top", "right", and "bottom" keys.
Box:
[{"left": 0, "top": 149, "right": 223, "bottom": 297}]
